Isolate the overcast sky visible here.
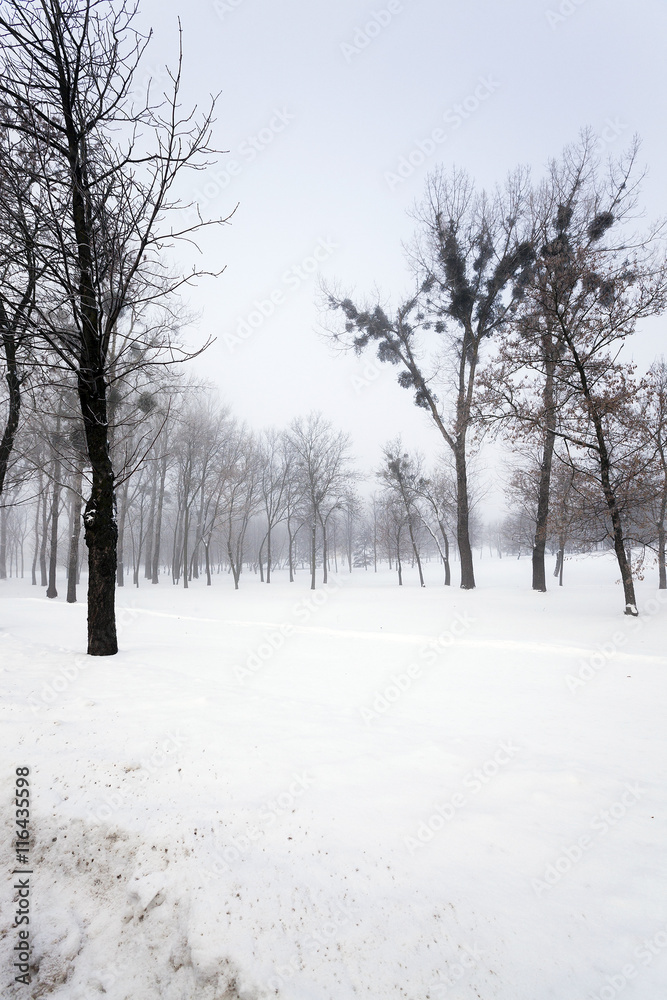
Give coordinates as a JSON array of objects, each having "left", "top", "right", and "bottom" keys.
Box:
[{"left": 133, "top": 0, "right": 667, "bottom": 504}]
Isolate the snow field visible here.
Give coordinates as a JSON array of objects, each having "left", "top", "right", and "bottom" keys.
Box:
[{"left": 1, "top": 553, "right": 666, "bottom": 999}]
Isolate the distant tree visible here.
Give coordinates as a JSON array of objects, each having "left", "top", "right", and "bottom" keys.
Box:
[
  {"left": 288, "top": 413, "right": 355, "bottom": 589},
  {"left": 377, "top": 441, "right": 427, "bottom": 587},
  {"left": 217, "top": 424, "right": 260, "bottom": 590},
  {"left": 413, "top": 465, "right": 457, "bottom": 585},
  {"left": 257, "top": 429, "right": 292, "bottom": 583}
]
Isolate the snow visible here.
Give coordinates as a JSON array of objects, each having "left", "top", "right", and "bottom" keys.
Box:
[{"left": 1, "top": 554, "right": 667, "bottom": 999}]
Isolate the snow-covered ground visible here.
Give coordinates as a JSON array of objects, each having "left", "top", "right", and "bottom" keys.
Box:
[{"left": 1, "top": 554, "right": 666, "bottom": 1000}]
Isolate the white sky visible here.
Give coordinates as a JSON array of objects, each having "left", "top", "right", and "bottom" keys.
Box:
[{"left": 133, "top": 0, "right": 667, "bottom": 507}]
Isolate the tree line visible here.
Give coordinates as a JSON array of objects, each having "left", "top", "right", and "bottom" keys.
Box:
[{"left": 1, "top": 381, "right": 665, "bottom": 601}]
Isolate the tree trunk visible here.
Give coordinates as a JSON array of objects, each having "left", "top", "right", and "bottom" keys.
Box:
[
  {"left": 455, "top": 444, "right": 475, "bottom": 589},
  {"left": 144, "top": 468, "right": 156, "bottom": 579},
  {"left": 657, "top": 487, "right": 666, "bottom": 590},
  {"left": 66, "top": 469, "right": 84, "bottom": 603},
  {"left": 78, "top": 376, "right": 118, "bottom": 655},
  {"left": 441, "top": 523, "right": 451, "bottom": 586},
  {"left": 0, "top": 328, "right": 21, "bottom": 499},
  {"left": 310, "top": 521, "right": 316, "bottom": 590},
  {"left": 46, "top": 446, "right": 62, "bottom": 599},
  {"left": 133, "top": 506, "right": 144, "bottom": 588},
  {"left": 182, "top": 507, "right": 189, "bottom": 589},
  {"left": 595, "top": 418, "right": 637, "bottom": 614},
  {"left": 287, "top": 517, "right": 295, "bottom": 582},
  {"left": 0, "top": 506, "right": 6, "bottom": 579},
  {"left": 266, "top": 523, "right": 272, "bottom": 583},
  {"left": 39, "top": 488, "right": 48, "bottom": 587},
  {"left": 204, "top": 539, "right": 212, "bottom": 586},
  {"left": 152, "top": 452, "right": 167, "bottom": 584},
  {"left": 31, "top": 494, "right": 40, "bottom": 586},
  {"left": 321, "top": 517, "right": 328, "bottom": 584},
  {"left": 116, "top": 479, "right": 129, "bottom": 587},
  {"left": 407, "top": 516, "right": 425, "bottom": 587},
  {"left": 532, "top": 361, "right": 557, "bottom": 592}
]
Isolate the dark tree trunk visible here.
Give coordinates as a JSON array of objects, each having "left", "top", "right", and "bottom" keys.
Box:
[
  {"left": 0, "top": 506, "right": 6, "bottom": 579},
  {"left": 78, "top": 375, "right": 118, "bottom": 654},
  {"left": 66, "top": 469, "right": 84, "bottom": 603},
  {"left": 0, "top": 506, "right": 7, "bottom": 580},
  {"left": 595, "top": 420, "right": 637, "bottom": 614},
  {"left": 554, "top": 546, "right": 565, "bottom": 586},
  {"left": 455, "top": 444, "right": 475, "bottom": 589},
  {"left": 658, "top": 522, "right": 666, "bottom": 590},
  {"left": 258, "top": 532, "right": 266, "bottom": 582},
  {"left": 0, "top": 328, "right": 21, "bottom": 499},
  {"left": 657, "top": 486, "right": 667, "bottom": 590},
  {"left": 532, "top": 357, "right": 557, "bottom": 592},
  {"left": 396, "top": 532, "right": 403, "bottom": 586}
]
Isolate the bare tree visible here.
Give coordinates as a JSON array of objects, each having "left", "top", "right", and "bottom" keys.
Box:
[
  {"left": 377, "top": 441, "right": 427, "bottom": 587},
  {"left": 0, "top": 0, "right": 228, "bottom": 653},
  {"left": 257, "top": 429, "right": 292, "bottom": 583},
  {"left": 328, "top": 168, "right": 533, "bottom": 590},
  {"left": 520, "top": 135, "right": 667, "bottom": 613},
  {"left": 288, "top": 413, "right": 356, "bottom": 590}
]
